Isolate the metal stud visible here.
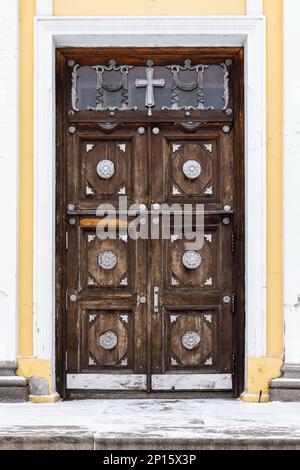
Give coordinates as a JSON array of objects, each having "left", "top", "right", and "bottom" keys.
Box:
[
  {"left": 68, "top": 204, "right": 75, "bottom": 211},
  {"left": 226, "top": 59, "right": 233, "bottom": 66},
  {"left": 153, "top": 203, "right": 160, "bottom": 211},
  {"left": 70, "top": 294, "right": 77, "bottom": 302},
  {"left": 69, "top": 218, "right": 76, "bottom": 225},
  {"left": 223, "top": 296, "right": 231, "bottom": 304},
  {"left": 223, "top": 217, "right": 230, "bottom": 225},
  {"left": 185, "top": 110, "right": 190, "bottom": 116},
  {"left": 226, "top": 108, "right": 233, "bottom": 115},
  {"left": 140, "top": 295, "right": 147, "bottom": 304},
  {"left": 68, "top": 126, "right": 76, "bottom": 134},
  {"left": 224, "top": 205, "right": 231, "bottom": 212},
  {"left": 138, "top": 127, "right": 145, "bottom": 135},
  {"left": 152, "top": 127, "right": 160, "bottom": 135},
  {"left": 68, "top": 60, "right": 75, "bottom": 67},
  {"left": 222, "top": 125, "right": 230, "bottom": 134},
  {"left": 109, "top": 111, "right": 115, "bottom": 117}
]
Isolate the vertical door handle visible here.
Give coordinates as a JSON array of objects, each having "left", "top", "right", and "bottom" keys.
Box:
[{"left": 153, "top": 286, "right": 159, "bottom": 312}]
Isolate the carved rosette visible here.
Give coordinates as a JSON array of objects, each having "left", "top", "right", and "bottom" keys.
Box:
[
  {"left": 96, "top": 159, "right": 115, "bottom": 179},
  {"left": 98, "top": 250, "right": 118, "bottom": 270},
  {"left": 99, "top": 330, "right": 118, "bottom": 350},
  {"left": 182, "top": 160, "right": 202, "bottom": 179},
  {"left": 181, "top": 330, "right": 201, "bottom": 350},
  {"left": 182, "top": 251, "right": 201, "bottom": 270}
]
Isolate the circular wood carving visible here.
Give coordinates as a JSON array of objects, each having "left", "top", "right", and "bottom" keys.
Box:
[
  {"left": 99, "top": 330, "right": 118, "bottom": 350},
  {"left": 181, "top": 330, "right": 201, "bottom": 350},
  {"left": 182, "top": 160, "right": 201, "bottom": 179},
  {"left": 182, "top": 250, "right": 201, "bottom": 270},
  {"left": 96, "top": 159, "right": 115, "bottom": 179},
  {"left": 98, "top": 250, "right": 118, "bottom": 270}
]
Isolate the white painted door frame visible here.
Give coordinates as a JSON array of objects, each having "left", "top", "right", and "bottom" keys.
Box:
[
  {"left": 34, "top": 16, "right": 266, "bottom": 394},
  {"left": 0, "top": 0, "right": 19, "bottom": 363}
]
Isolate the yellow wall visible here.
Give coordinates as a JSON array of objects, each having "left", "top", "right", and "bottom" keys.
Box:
[
  {"left": 18, "top": 0, "right": 283, "bottom": 400},
  {"left": 53, "top": 0, "right": 247, "bottom": 16}
]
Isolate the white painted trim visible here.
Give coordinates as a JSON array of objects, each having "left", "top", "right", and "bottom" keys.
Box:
[
  {"left": 67, "top": 374, "right": 147, "bottom": 390},
  {"left": 152, "top": 374, "right": 232, "bottom": 391},
  {"left": 0, "top": 1, "right": 19, "bottom": 361},
  {"left": 67, "top": 373, "right": 232, "bottom": 391},
  {"left": 34, "top": 16, "right": 267, "bottom": 394},
  {"left": 283, "top": 0, "right": 300, "bottom": 364},
  {"left": 247, "top": 0, "right": 263, "bottom": 15},
  {"left": 36, "top": 0, "right": 53, "bottom": 16}
]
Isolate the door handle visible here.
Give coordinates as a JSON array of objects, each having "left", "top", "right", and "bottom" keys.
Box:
[{"left": 153, "top": 286, "right": 159, "bottom": 312}]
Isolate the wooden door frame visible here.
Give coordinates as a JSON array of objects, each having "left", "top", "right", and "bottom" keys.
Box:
[
  {"left": 55, "top": 47, "right": 245, "bottom": 398},
  {"left": 33, "top": 16, "right": 266, "bottom": 400}
]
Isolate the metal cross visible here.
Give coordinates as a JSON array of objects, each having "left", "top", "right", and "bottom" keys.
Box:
[{"left": 135, "top": 62, "right": 165, "bottom": 116}]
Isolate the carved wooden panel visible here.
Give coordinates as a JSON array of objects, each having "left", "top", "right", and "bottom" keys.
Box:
[
  {"left": 166, "top": 310, "right": 218, "bottom": 370},
  {"left": 81, "top": 139, "right": 130, "bottom": 199},
  {"left": 81, "top": 227, "right": 130, "bottom": 289},
  {"left": 170, "top": 140, "right": 215, "bottom": 198},
  {"left": 83, "top": 310, "right": 131, "bottom": 369},
  {"left": 168, "top": 226, "right": 220, "bottom": 289}
]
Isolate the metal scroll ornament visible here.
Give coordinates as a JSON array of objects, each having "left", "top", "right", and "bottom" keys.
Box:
[
  {"left": 99, "top": 330, "right": 118, "bottom": 350},
  {"left": 96, "top": 160, "right": 115, "bottom": 179},
  {"left": 182, "top": 251, "right": 202, "bottom": 270},
  {"left": 182, "top": 160, "right": 201, "bottom": 179},
  {"left": 98, "top": 251, "right": 118, "bottom": 270},
  {"left": 182, "top": 331, "right": 201, "bottom": 350}
]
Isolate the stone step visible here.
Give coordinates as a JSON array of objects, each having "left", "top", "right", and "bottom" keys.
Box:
[
  {"left": 1, "top": 430, "right": 300, "bottom": 450},
  {"left": 0, "top": 376, "right": 29, "bottom": 402}
]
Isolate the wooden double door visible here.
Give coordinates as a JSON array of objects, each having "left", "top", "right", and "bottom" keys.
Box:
[{"left": 56, "top": 48, "right": 244, "bottom": 398}]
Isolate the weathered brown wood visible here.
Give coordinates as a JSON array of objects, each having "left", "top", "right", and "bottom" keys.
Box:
[{"left": 56, "top": 47, "right": 245, "bottom": 398}]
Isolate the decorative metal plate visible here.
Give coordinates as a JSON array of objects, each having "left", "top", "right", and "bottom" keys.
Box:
[
  {"left": 182, "top": 160, "right": 201, "bottom": 179},
  {"left": 98, "top": 250, "right": 118, "bottom": 270},
  {"left": 181, "top": 331, "right": 201, "bottom": 350},
  {"left": 182, "top": 251, "right": 202, "bottom": 269},
  {"left": 96, "top": 160, "right": 115, "bottom": 179},
  {"left": 99, "top": 330, "right": 118, "bottom": 350}
]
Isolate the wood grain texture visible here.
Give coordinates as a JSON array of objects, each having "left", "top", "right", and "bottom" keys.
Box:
[{"left": 56, "top": 47, "right": 244, "bottom": 397}]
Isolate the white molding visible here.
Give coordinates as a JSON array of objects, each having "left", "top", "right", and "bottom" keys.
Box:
[
  {"left": 283, "top": 0, "right": 300, "bottom": 364},
  {"left": 67, "top": 373, "right": 232, "bottom": 390},
  {"left": 36, "top": 0, "right": 53, "bottom": 16},
  {"left": 0, "top": 1, "right": 19, "bottom": 361},
  {"left": 152, "top": 374, "right": 232, "bottom": 390},
  {"left": 247, "top": 0, "right": 263, "bottom": 15},
  {"left": 67, "top": 374, "right": 147, "bottom": 390},
  {"left": 34, "top": 16, "right": 267, "bottom": 393}
]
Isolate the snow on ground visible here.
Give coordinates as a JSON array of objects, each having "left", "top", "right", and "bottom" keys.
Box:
[{"left": 0, "top": 399, "right": 300, "bottom": 439}]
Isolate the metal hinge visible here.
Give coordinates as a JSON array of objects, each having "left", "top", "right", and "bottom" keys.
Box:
[
  {"left": 65, "top": 231, "right": 69, "bottom": 250},
  {"left": 231, "top": 293, "right": 236, "bottom": 315},
  {"left": 231, "top": 233, "right": 235, "bottom": 253},
  {"left": 232, "top": 353, "right": 236, "bottom": 376}
]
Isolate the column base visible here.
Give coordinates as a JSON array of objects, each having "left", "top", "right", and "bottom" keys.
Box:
[
  {"left": 0, "top": 362, "right": 29, "bottom": 402},
  {"left": 270, "top": 364, "right": 300, "bottom": 402}
]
